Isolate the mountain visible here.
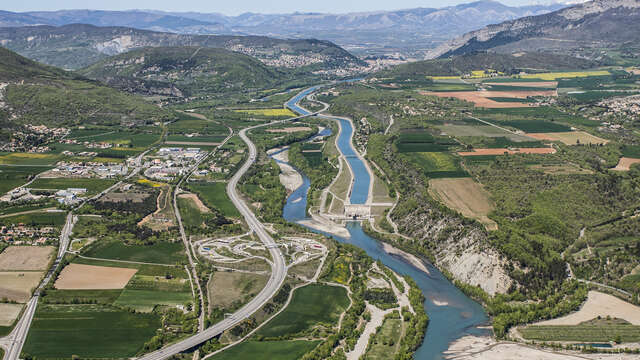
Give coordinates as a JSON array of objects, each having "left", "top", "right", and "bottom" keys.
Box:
[
  {"left": 0, "top": 46, "right": 176, "bottom": 132},
  {"left": 375, "top": 51, "right": 600, "bottom": 81},
  {"left": 0, "top": 24, "right": 363, "bottom": 71},
  {"left": 0, "top": 1, "right": 567, "bottom": 57},
  {"left": 428, "top": 0, "right": 640, "bottom": 59},
  {"left": 22, "top": 9, "right": 228, "bottom": 34},
  {"left": 77, "top": 46, "right": 284, "bottom": 97}
]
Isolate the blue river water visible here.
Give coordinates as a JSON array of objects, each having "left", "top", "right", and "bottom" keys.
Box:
[{"left": 281, "top": 88, "right": 489, "bottom": 359}]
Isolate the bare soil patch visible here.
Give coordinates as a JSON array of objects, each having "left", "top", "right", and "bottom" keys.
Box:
[
  {"left": 54, "top": 264, "right": 137, "bottom": 290},
  {"left": 487, "top": 81, "right": 558, "bottom": 88},
  {"left": 428, "top": 178, "right": 497, "bottom": 230},
  {"left": 178, "top": 193, "right": 210, "bottom": 213},
  {"left": 534, "top": 291, "right": 640, "bottom": 326},
  {"left": 0, "top": 246, "right": 54, "bottom": 271},
  {"left": 612, "top": 157, "right": 640, "bottom": 171},
  {"left": 266, "top": 127, "right": 311, "bottom": 133},
  {"left": 207, "top": 271, "right": 269, "bottom": 311},
  {"left": 0, "top": 271, "right": 43, "bottom": 302},
  {"left": 421, "top": 90, "right": 556, "bottom": 108},
  {"left": 526, "top": 131, "right": 609, "bottom": 145},
  {"left": 99, "top": 192, "right": 149, "bottom": 203},
  {"left": 458, "top": 147, "right": 556, "bottom": 156},
  {"left": 0, "top": 303, "right": 23, "bottom": 326}
]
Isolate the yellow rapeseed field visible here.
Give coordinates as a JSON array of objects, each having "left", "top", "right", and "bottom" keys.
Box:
[
  {"left": 520, "top": 70, "right": 610, "bottom": 80},
  {"left": 137, "top": 179, "right": 165, "bottom": 188}
]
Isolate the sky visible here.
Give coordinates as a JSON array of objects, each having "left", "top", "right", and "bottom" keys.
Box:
[{"left": 4, "top": 0, "right": 561, "bottom": 15}]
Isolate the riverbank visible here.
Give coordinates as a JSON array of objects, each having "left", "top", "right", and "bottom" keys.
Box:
[
  {"left": 269, "top": 148, "right": 303, "bottom": 193},
  {"left": 445, "top": 335, "right": 640, "bottom": 360}
]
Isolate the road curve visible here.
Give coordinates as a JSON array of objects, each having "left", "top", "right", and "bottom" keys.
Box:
[{"left": 135, "top": 87, "right": 328, "bottom": 359}]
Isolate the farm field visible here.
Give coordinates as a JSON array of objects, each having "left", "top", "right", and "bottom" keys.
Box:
[
  {"left": 82, "top": 240, "right": 186, "bottom": 264},
  {"left": 437, "top": 124, "right": 531, "bottom": 141},
  {"left": 0, "top": 211, "right": 66, "bottom": 226},
  {"left": 188, "top": 182, "right": 240, "bottom": 217},
  {"left": 0, "top": 152, "right": 59, "bottom": 165},
  {"left": 22, "top": 304, "right": 161, "bottom": 359},
  {"left": 234, "top": 108, "right": 296, "bottom": 117},
  {"left": 208, "top": 271, "right": 269, "bottom": 312},
  {"left": 499, "top": 120, "right": 572, "bottom": 133},
  {"left": 612, "top": 157, "right": 640, "bottom": 171},
  {"left": 0, "top": 246, "right": 54, "bottom": 271},
  {"left": 0, "top": 271, "right": 43, "bottom": 302},
  {"left": 402, "top": 152, "right": 467, "bottom": 178},
  {"left": 534, "top": 291, "right": 640, "bottom": 326},
  {"left": 395, "top": 132, "right": 458, "bottom": 153},
  {"left": 177, "top": 196, "right": 209, "bottom": 228},
  {"left": 421, "top": 90, "right": 555, "bottom": 108},
  {"left": 54, "top": 264, "right": 137, "bottom": 290},
  {"left": 0, "top": 165, "right": 51, "bottom": 194},
  {"left": 0, "top": 303, "right": 23, "bottom": 326},
  {"left": 114, "top": 289, "right": 193, "bottom": 312},
  {"left": 257, "top": 284, "right": 349, "bottom": 337},
  {"left": 364, "top": 317, "right": 403, "bottom": 360},
  {"left": 519, "top": 70, "right": 610, "bottom": 80},
  {"left": 485, "top": 81, "right": 558, "bottom": 88},
  {"left": 458, "top": 147, "right": 555, "bottom": 156},
  {"left": 428, "top": 178, "right": 497, "bottom": 230},
  {"left": 520, "top": 324, "right": 640, "bottom": 342},
  {"left": 29, "top": 178, "right": 117, "bottom": 196},
  {"left": 211, "top": 340, "right": 320, "bottom": 360},
  {"left": 527, "top": 131, "right": 609, "bottom": 145}
]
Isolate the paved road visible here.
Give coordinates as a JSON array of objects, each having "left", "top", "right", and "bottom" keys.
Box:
[
  {"left": 137, "top": 87, "right": 325, "bottom": 360},
  {"left": 1, "top": 212, "right": 75, "bottom": 360}
]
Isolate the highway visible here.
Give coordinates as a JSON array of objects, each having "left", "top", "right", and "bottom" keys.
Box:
[
  {"left": 1, "top": 212, "right": 75, "bottom": 360},
  {"left": 0, "top": 86, "right": 323, "bottom": 360},
  {"left": 137, "top": 86, "right": 325, "bottom": 360}
]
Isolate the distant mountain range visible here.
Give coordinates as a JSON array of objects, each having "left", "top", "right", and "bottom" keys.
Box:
[
  {"left": 0, "top": 24, "right": 363, "bottom": 70},
  {"left": 428, "top": 0, "right": 640, "bottom": 59},
  {"left": 0, "top": 1, "right": 567, "bottom": 57}
]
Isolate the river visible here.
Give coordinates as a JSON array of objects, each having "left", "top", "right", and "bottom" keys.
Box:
[{"left": 278, "top": 88, "right": 489, "bottom": 359}]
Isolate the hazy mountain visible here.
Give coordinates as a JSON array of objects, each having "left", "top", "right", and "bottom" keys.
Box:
[
  {"left": 0, "top": 24, "right": 363, "bottom": 70},
  {"left": 0, "top": 1, "right": 567, "bottom": 57},
  {"left": 428, "top": 0, "right": 640, "bottom": 59}
]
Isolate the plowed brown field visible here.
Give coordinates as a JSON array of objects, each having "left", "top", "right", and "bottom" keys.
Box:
[{"left": 54, "top": 264, "right": 137, "bottom": 290}]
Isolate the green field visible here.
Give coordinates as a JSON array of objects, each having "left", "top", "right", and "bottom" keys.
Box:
[
  {"left": 621, "top": 145, "right": 640, "bottom": 158},
  {"left": 72, "top": 257, "right": 187, "bottom": 278},
  {"left": 188, "top": 182, "right": 240, "bottom": 217},
  {"left": 403, "top": 152, "right": 468, "bottom": 178},
  {"left": 520, "top": 325, "right": 640, "bottom": 342},
  {"left": 114, "top": 289, "right": 193, "bottom": 312},
  {"left": 0, "top": 152, "right": 59, "bottom": 165},
  {"left": 29, "top": 178, "right": 117, "bottom": 196},
  {"left": 41, "top": 289, "right": 123, "bottom": 305},
  {"left": 364, "top": 317, "right": 403, "bottom": 359},
  {"left": 82, "top": 240, "right": 186, "bottom": 264},
  {"left": 499, "top": 119, "right": 572, "bottom": 133},
  {"left": 178, "top": 196, "right": 208, "bottom": 228},
  {"left": 211, "top": 340, "right": 320, "bottom": 360},
  {"left": 395, "top": 132, "right": 458, "bottom": 153},
  {"left": 257, "top": 284, "right": 349, "bottom": 337},
  {"left": 23, "top": 304, "right": 160, "bottom": 359},
  {"left": 0, "top": 211, "right": 66, "bottom": 226},
  {"left": 0, "top": 165, "right": 50, "bottom": 194}
]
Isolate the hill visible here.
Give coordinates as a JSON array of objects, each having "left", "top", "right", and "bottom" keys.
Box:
[
  {"left": 0, "top": 46, "right": 175, "bottom": 136},
  {"left": 77, "top": 47, "right": 285, "bottom": 97},
  {"left": 0, "top": 24, "right": 363, "bottom": 71},
  {"left": 428, "top": 0, "right": 640, "bottom": 59},
  {"left": 375, "top": 52, "right": 600, "bottom": 80}
]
